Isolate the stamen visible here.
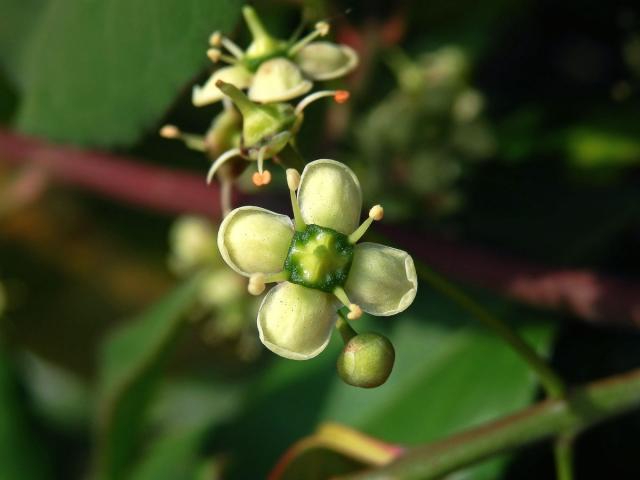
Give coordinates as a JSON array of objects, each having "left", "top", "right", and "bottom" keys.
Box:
[
  {"left": 248, "top": 273, "right": 266, "bottom": 295},
  {"left": 207, "top": 48, "right": 237, "bottom": 65},
  {"left": 333, "top": 287, "right": 363, "bottom": 320},
  {"left": 209, "top": 31, "right": 222, "bottom": 46},
  {"left": 348, "top": 205, "right": 384, "bottom": 244},
  {"left": 248, "top": 271, "right": 289, "bottom": 295},
  {"left": 251, "top": 170, "right": 271, "bottom": 187},
  {"left": 251, "top": 146, "right": 271, "bottom": 187},
  {"left": 206, "top": 147, "right": 242, "bottom": 184},
  {"left": 288, "top": 21, "right": 330, "bottom": 56},
  {"left": 159, "top": 125, "right": 206, "bottom": 152},
  {"left": 295, "top": 90, "right": 350, "bottom": 116},
  {"left": 159, "top": 124, "right": 180, "bottom": 138},
  {"left": 286, "top": 168, "right": 305, "bottom": 231},
  {"left": 221, "top": 37, "right": 245, "bottom": 59}
]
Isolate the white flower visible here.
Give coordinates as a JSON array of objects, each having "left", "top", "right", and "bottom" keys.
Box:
[
  {"left": 217, "top": 160, "right": 417, "bottom": 360},
  {"left": 192, "top": 6, "right": 358, "bottom": 107}
]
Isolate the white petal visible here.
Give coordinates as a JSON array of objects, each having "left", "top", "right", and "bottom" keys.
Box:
[
  {"left": 298, "top": 159, "right": 362, "bottom": 235},
  {"left": 294, "top": 42, "right": 359, "bottom": 81},
  {"left": 192, "top": 65, "right": 253, "bottom": 107},
  {"left": 257, "top": 282, "right": 338, "bottom": 360},
  {"left": 345, "top": 242, "right": 417, "bottom": 316},
  {"left": 217, "top": 206, "right": 293, "bottom": 276},
  {"left": 248, "top": 58, "right": 312, "bottom": 103}
]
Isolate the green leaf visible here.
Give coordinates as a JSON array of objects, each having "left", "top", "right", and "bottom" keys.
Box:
[
  {"left": 13, "top": 0, "right": 242, "bottom": 146},
  {"left": 94, "top": 275, "right": 204, "bottom": 480},
  {"left": 222, "top": 290, "right": 556, "bottom": 479},
  {"left": 0, "top": 347, "right": 53, "bottom": 480},
  {"left": 0, "top": 0, "right": 48, "bottom": 87},
  {"left": 128, "top": 377, "right": 245, "bottom": 480}
]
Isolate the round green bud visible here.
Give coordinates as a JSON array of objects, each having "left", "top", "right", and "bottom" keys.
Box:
[{"left": 337, "top": 333, "right": 395, "bottom": 388}]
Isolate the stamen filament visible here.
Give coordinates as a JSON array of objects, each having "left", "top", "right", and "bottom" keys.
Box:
[
  {"left": 257, "top": 145, "right": 267, "bottom": 174},
  {"left": 295, "top": 90, "right": 350, "bottom": 116},
  {"left": 206, "top": 147, "right": 242, "bottom": 184},
  {"left": 348, "top": 205, "right": 384, "bottom": 244},
  {"left": 160, "top": 125, "right": 206, "bottom": 152},
  {"left": 288, "top": 21, "right": 330, "bottom": 56},
  {"left": 286, "top": 168, "right": 305, "bottom": 231},
  {"left": 221, "top": 37, "right": 245, "bottom": 59},
  {"left": 251, "top": 146, "right": 272, "bottom": 187},
  {"left": 333, "top": 287, "right": 363, "bottom": 320},
  {"left": 207, "top": 48, "right": 237, "bottom": 65}
]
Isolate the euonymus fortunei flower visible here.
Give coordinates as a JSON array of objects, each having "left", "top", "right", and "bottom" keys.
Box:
[
  {"left": 192, "top": 6, "right": 358, "bottom": 106},
  {"left": 217, "top": 159, "right": 417, "bottom": 360},
  {"left": 205, "top": 80, "right": 349, "bottom": 188}
]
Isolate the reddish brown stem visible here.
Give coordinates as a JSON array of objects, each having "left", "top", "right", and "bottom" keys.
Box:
[{"left": 1, "top": 129, "right": 639, "bottom": 328}]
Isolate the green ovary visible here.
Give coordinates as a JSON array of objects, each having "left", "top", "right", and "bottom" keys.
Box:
[{"left": 284, "top": 224, "right": 354, "bottom": 292}]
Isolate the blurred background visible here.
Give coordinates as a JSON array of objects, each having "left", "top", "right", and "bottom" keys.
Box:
[{"left": 1, "top": 0, "right": 640, "bottom": 478}]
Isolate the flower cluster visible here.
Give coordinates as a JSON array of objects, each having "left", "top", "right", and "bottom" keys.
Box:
[
  {"left": 168, "top": 216, "right": 261, "bottom": 360},
  {"left": 192, "top": 6, "right": 358, "bottom": 106},
  {"left": 160, "top": 6, "right": 357, "bottom": 215},
  {"left": 164, "top": 6, "right": 417, "bottom": 387}
]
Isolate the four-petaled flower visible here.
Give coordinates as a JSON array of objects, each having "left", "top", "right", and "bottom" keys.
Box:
[
  {"left": 192, "top": 6, "right": 358, "bottom": 107},
  {"left": 218, "top": 160, "right": 417, "bottom": 360}
]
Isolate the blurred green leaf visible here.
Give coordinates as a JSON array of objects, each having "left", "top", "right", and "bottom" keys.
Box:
[
  {"left": 0, "top": 0, "right": 47, "bottom": 87},
  {"left": 127, "top": 377, "right": 245, "bottom": 480},
  {"left": 128, "top": 426, "right": 213, "bottom": 480},
  {"left": 94, "top": 275, "right": 203, "bottom": 480},
  {"left": 563, "top": 127, "right": 640, "bottom": 169},
  {"left": 0, "top": 347, "right": 52, "bottom": 479},
  {"left": 222, "top": 290, "right": 555, "bottom": 479},
  {"left": 12, "top": 0, "right": 242, "bottom": 146}
]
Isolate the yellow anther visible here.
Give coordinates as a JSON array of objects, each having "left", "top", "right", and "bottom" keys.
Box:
[
  {"left": 315, "top": 21, "right": 330, "bottom": 36},
  {"left": 159, "top": 124, "right": 180, "bottom": 139},
  {"left": 248, "top": 273, "right": 266, "bottom": 295},
  {"left": 286, "top": 168, "right": 301, "bottom": 191},
  {"left": 369, "top": 205, "right": 384, "bottom": 221},
  {"left": 207, "top": 48, "right": 222, "bottom": 63},
  {"left": 209, "top": 31, "right": 222, "bottom": 46},
  {"left": 347, "top": 304, "right": 363, "bottom": 320}
]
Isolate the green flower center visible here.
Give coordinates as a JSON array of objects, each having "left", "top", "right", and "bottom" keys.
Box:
[{"left": 284, "top": 224, "right": 354, "bottom": 292}]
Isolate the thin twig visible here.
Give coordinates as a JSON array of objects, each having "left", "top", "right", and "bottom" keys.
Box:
[{"left": 338, "top": 367, "right": 640, "bottom": 480}]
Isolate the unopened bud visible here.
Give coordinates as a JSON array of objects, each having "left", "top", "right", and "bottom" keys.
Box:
[{"left": 337, "top": 333, "right": 395, "bottom": 388}]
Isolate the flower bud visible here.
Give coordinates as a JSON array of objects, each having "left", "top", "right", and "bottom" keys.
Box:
[{"left": 337, "top": 333, "right": 395, "bottom": 388}]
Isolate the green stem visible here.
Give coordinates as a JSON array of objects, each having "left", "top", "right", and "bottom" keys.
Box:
[
  {"left": 339, "top": 367, "right": 640, "bottom": 480},
  {"left": 415, "top": 262, "right": 566, "bottom": 399},
  {"left": 336, "top": 311, "right": 357, "bottom": 344},
  {"left": 554, "top": 434, "right": 575, "bottom": 480}
]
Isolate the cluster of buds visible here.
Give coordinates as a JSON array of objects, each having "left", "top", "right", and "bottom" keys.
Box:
[
  {"left": 168, "top": 216, "right": 261, "bottom": 361},
  {"left": 163, "top": 6, "right": 418, "bottom": 387},
  {"left": 353, "top": 46, "right": 495, "bottom": 218}
]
